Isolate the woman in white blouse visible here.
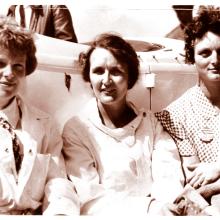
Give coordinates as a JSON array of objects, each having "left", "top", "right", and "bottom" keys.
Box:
[
  {"left": 62, "top": 33, "right": 184, "bottom": 215},
  {"left": 0, "top": 15, "right": 79, "bottom": 215}
]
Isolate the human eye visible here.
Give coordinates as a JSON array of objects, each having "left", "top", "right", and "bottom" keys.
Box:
[
  {"left": 198, "top": 49, "right": 211, "bottom": 58},
  {"left": 92, "top": 66, "right": 104, "bottom": 75},
  {"left": 109, "top": 67, "right": 124, "bottom": 76},
  {"left": 12, "top": 64, "right": 25, "bottom": 74},
  {"left": 0, "top": 60, "right": 7, "bottom": 68}
]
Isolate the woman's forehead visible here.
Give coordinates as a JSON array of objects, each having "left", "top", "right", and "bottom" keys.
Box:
[
  {"left": 0, "top": 47, "right": 26, "bottom": 60},
  {"left": 90, "top": 48, "right": 116, "bottom": 63},
  {"left": 195, "top": 32, "right": 220, "bottom": 47}
]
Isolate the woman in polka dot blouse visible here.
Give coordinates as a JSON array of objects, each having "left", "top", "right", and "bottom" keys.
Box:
[{"left": 156, "top": 5, "right": 220, "bottom": 215}]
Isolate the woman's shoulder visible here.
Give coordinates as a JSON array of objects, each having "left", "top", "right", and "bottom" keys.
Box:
[
  {"left": 127, "top": 101, "right": 156, "bottom": 122},
  {"left": 63, "top": 109, "right": 92, "bottom": 137},
  {"left": 153, "top": 87, "right": 198, "bottom": 139},
  {"left": 155, "top": 86, "right": 197, "bottom": 122},
  {"left": 166, "top": 86, "right": 197, "bottom": 113},
  {"left": 63, "top": 114, "right": 86, "bottom": 129},
  {"left": 132, "top": 106, "right": 158, "bottom": 129},
  {"left": 18, "top": 96, "right": 51, "bottom": 120}
]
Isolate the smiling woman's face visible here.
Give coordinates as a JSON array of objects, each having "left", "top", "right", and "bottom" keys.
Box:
[
  {"left": 194, "top": 31, "right": 220, "bottom": 87},
  {"left": 0, "top": 48, "right": 26, "bottom": 106},
  {"left": 89, "top": 47, "right": 129, "bottom": 106}
]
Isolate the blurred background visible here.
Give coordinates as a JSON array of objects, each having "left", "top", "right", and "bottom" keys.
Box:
[{"left": 0, "top": 1, "right": 205, "bottom": 42}]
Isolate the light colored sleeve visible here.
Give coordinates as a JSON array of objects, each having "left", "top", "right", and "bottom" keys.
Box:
[
  {"left": 0, "top": 171, "right": 15, "bottom": 211},
  {"left": 42, "top": 118, "right": 80, "bottom": 215},
  {"left": 40, "top": 116, "right": 69, "bottom": 179},
  {"left": 62, "top": 118, "right": 103, "bottom": 207},
  {"left": 42, "top": 158, "right": 80, "bottom": 215},
  {"left": 62, "top": 117, "right": 157, "bottom": 215},
  {"left": 151, "top": 117, "right": 184, "bottom": 203}
]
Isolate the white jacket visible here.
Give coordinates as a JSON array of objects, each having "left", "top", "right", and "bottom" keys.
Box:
[
  {"left": 62, "top": 98, "right": 184, "bottom": 215},
  {"left": 0, "top": 96, "right": 79, "bottom": 215}
]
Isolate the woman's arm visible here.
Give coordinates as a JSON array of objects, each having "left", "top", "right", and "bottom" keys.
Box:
[{"left": 151, "top": 118, "right": 185, "bottom": 203}]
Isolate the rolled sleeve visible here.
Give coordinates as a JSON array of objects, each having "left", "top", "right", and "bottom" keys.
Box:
[
  {"left": 62, "top": 118, "right": 102, "bottom": 207},
  {"left": 151, "top": 119, "right": 184, "bottom": 202},
  {"left": 43, "top": 177, "right": 80, "bottom": 215}
]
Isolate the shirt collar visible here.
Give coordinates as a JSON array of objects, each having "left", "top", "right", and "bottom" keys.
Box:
[
  {"left": 84, "top": 98, "right": 144, "bottom": 146},
  {"left": 155, "top": 85, "right": 220, "bottom": 141},
  {"left": 0, "top": 97, "right": 20, "bottom": 129},
  {"left": 191, "top": 85, "right": 219, "bottom": 119}
]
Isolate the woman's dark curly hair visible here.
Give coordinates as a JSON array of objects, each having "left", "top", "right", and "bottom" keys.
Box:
[
  {"left": 185, "top": 6, "right": 220, "bottom": 64},
  {"left": 0, "top": 15, "right": 37, "bottom": 75},
  {"left": 79, "top": 33, "right": 140, "bottom": 89}
]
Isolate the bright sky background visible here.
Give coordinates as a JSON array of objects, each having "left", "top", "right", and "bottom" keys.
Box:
[{"left": 1, "top": 0, "right": 220, "bottom": 42}]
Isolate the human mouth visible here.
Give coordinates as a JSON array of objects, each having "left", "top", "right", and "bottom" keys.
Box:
[
  {"left": 207, "top": 68, "right": 220, "bottom": 80},
  {"left": 101, "top": 88, "right": 115, "bottom": 95},
  {"left": 0, "top": 81, "right": 16, "bottom": 87},
  {"left": 208, "top": 68, "right": 220, "bottom": 74}
]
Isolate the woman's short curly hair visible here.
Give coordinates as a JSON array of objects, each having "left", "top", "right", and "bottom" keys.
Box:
[
  {"left": 79, "top": 33, "right": 140, "bottom": 89},
  {"left": 0, "top": 15, "right": 37, "bottom": 75},
  {"left": 184, "top": 6, "right": 220, "bottom": 64}
]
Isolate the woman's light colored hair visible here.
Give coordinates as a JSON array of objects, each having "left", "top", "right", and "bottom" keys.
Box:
[{"left": 0, "top": 15, "right": 37, "bottom": 75}]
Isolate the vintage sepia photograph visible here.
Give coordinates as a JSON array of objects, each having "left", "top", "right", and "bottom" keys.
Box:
[{"left": 0, "top": 0, "right": 220, "bottom": 217}]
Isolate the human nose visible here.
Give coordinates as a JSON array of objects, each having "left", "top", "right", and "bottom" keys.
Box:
[
  {"left": 211, "top": 51, "right": 220, "bottom": 66},
  {"left": 102, "top": 70, "right": 112, "bottom": 85},
  {"left": 1, "top": 65, "right": 14, "bottom": 78}
]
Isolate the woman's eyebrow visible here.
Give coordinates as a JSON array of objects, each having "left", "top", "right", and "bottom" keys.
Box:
[{"left": 109, "top": 66, "right": 123, "bottom": 72}]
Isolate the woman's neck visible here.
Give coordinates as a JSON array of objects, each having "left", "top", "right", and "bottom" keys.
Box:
[
  {"left": 98, "top": 99, "right": 136, "bottom": 128},
  {"left": 0, "top": 97, "right": 15, "bottom": 110},
  {"left": 200, "top": 81, "right": 220, "bottom": 108}
]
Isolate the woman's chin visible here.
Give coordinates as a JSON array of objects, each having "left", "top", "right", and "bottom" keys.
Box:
[
  {"left": 99, "top": 96, "right": 115, "bottom": 104},
  {"left": 207, "top": 73, "right": 220, "bottom": 81}
]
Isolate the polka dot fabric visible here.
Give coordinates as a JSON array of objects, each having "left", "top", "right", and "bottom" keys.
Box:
[{"left": 155, "top": 85, "right": 220, "bottom": 163}]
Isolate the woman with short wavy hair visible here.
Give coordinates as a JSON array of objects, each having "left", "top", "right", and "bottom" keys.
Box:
[
  {"left": 156, "top": 6, "right": 220, "bottom": 215},
  {"left": 0, "top": 15, "right": 79, "bottom": 215},
  {"left": 62, "top": 33, "right": 184, "bottom": 215}
]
